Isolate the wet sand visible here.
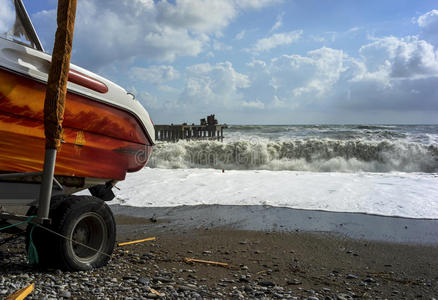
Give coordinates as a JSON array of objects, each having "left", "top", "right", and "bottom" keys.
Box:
[
  {"left": 112, "top": 204, "right": 438, "bottom": 245},
  {"left": 112, "top": 204, "right": 438, "bottom": 298}
]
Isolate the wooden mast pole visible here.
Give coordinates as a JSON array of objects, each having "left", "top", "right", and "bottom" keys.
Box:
[{"left": 38, "top": 0, "right": 77, "bottom": 221}]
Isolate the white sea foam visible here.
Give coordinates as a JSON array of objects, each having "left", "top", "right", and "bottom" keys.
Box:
[
  {"left": 147, "top": 139, "right": 438, "bottom": 173},
  {"left": 106, "top": 168, "right": 438, "bottom": 219}
]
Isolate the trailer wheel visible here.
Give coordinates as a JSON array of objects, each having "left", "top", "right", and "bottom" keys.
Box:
[{"left": 26, "top": 195, "right": 116, "bottom": 271}]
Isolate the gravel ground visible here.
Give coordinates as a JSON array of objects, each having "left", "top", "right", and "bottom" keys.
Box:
[{"left": 1, "top": 207, "right": 438, "bottom": 299}]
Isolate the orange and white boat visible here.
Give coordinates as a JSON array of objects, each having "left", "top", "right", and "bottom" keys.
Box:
[
  {"left": 0, "top": 0, "right": 155, "bottom": 183},
  {"left": 0, "top": 0, "right": 155, "bottom": 271}
]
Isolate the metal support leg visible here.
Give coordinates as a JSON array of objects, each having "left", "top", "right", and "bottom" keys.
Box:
[{"left": 37, "top": 148, "right": 57, "bottom": 221}]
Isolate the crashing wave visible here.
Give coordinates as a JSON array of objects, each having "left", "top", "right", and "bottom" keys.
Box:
[{"left": 147, "top": 139, "right": 438, "bottom": 173}]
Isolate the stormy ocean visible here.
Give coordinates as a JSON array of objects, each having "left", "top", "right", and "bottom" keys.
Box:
[
  {"left": 148, "top": 124, "right": 438, "bottom": 173},
  {"left": 108, "top": 125, "right": 438, "bottom": 219}
]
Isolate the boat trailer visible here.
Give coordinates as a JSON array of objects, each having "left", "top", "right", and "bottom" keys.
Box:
[{"left": 0, "top": 170, "right": 116, "bottom": 271}]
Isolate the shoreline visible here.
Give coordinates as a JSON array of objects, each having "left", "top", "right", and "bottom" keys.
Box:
[{"left": 111, "top": 204, "right": 438, "bottom": 245}]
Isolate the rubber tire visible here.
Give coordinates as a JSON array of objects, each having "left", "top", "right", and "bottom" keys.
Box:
[
  {"left": 26, "top": 195, "right": 66, "bottom": 267},
  {"left": 26, "top": 195, "right": 116, "bottom": 271}
]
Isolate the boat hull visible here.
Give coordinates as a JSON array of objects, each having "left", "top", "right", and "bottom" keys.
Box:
[{"left": 0, "top": 68, "right": 152, "bottom": 180}]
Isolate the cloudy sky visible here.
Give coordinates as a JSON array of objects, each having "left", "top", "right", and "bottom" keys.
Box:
[{"left": 23, "top": 0, "right": 438, "bottom": 124}]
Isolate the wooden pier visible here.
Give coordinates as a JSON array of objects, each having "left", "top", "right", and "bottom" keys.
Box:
[{"left": 155, "top": 115, "right": 227, "bottom": 142}]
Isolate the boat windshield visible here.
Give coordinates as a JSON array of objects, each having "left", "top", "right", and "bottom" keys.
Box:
[{"left": 0, "top": 0, "right": 43, "bottom": 51}]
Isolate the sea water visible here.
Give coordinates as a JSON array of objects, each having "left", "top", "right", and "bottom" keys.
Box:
[
  {"left": 110, "top": 125, "right": 438, "bottom": 219},
  {"left": 148, "top": 125, "right": 438, "bottom": 173}
]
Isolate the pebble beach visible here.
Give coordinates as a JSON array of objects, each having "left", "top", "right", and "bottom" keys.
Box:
[{"left": 1, "top": 205, "right": 437, "bottom": 299}]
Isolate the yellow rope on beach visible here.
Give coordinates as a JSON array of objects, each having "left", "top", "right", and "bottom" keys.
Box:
[
  {"left": 6, "top": 283, "right": 34, "bottom": 300},
  {"left": 184, "top": 257, "right": 229, "bottom": 267},
  {"left": 118, "top": 237, "right": 156, "bottom": 246}
]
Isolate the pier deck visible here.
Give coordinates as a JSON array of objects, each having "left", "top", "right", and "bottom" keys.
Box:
[{"left": 155, "top": 115, "right": 227, "bottom": 142}]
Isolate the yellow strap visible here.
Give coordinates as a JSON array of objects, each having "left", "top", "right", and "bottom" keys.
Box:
[
  {"left": 118, "top": 237, "right": 156, "bottom": 246},
  {"left": 185, "top": 257, "right": 229, "bottom": 267},
  {"left": 6, "top": 283, "right": 34, "bottom": 300}
]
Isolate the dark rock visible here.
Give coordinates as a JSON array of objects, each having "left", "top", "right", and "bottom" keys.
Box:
[
  {"left": 123, "top": 275, "right": 137, "bottom": 281},
  {"left": 258, "top": 280, "right": 275, "bottom": 287},
  {"left": 142, "top": 253, "right": 155, "bottom": 259},
  {"left": 153, "top": 277, "right": 172, "bottom": 283},
  {"left": 363, "top": 277, "right": 375, "bottom": 283},
  {"left": 146, "top": 293, "right": 158, "bottom": 299},
  {"left": 337, "top": 294, "right": 353, "bottom": 300},
  {"left": 177, "top": 285, "right": 197, "bottom": 292},
  {"left": 59, "top": 290, "right": 71, "bottom": 298},
  {"left": 137, "top": 277, "right": 150, "bottom": 285}
]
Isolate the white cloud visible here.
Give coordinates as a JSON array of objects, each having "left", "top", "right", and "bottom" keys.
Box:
[
  {"left": 156, "top": 0, "right": 236, "bottom": 34},
  {"left": 138, "top": 91, "right": 160, "bottom": 109},
  {"left": 138, "top": 90, "right": 181, "bottom": 110},
  {"left": 186, "top": 62, "right": 250, "bottom": 89},
  {"left": 0, "top": 0, "right": 14, "bottom": 33},
  {"left": 417, "top": 10, "right": 438, "bottom": 31},
  {"left": 242, "top": 99, "right": 265, "bottom": 109},
  {"left": 244, "top": 48, "right": 350, "bottom": 109},
  {"left": 157, "top": 85, "right": 180, "bottom": 94},
  {"left": 347, "top": 27, "right": 361, "bottom": 34},
  {"left": 235, "top": 30, "right": 246, "bottom": 40},
  {"left": 310, "top": 28, "right": 362, "bottom": 45},
  {"left": 181, "top": 61, "right": 250, "bottom": 107},
  {"left": 243, "top": 35, "right": 438, "bottom": 114},
  {"left": 310, "top": 35, "right": 326, "bottom": 43},
  {"left": 32, "top": 0, "right": 281, "bottom": 70},
  {"left": 212, "top": 40, "right": 232, "bottom": 51},
  {"left": 269, "top": 47, "right": 347, "bottom": 98},
  {"left": 251, "top": 30, "right": 303, "bottom": 52},
  {"left": 270, "top": 12, "right": 284, "bottom": 32},
  {"left": 360, "top": 36, "right": 438, "bottom": 79},
  {"left": 271, "top": 95, "right": 287, "bottom": 107},
  {"left": 133, "top": 27, "right": 438, "bottom": 120},
  {"left": 142, "top": 35, "right": 438, "bottom": 122},
  {"left": 417, "top": 10, "right": 438, "bottom": 44},
  {"left": 236, "top": 0, "right": 283, "bottom": 9},
  {"left": 130, "top": 65, "right": 180, "bottom": 84}
]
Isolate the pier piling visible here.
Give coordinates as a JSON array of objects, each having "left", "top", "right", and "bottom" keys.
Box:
[{"left": 155, "top": 114, "right": 227, "bottom": 142}]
